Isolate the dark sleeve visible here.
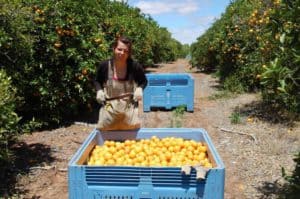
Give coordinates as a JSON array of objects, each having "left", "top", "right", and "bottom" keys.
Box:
[
  {"left": 95, "top": 60, "right": 109, "bottom": 89},
  {"left": 131, "top": 61, "right": 148, "bottom": 89}
]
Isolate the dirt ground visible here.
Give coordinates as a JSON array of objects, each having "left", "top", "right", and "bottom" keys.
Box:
[{"left": 9, "top": 59, "right": 300, "bottom": 199}]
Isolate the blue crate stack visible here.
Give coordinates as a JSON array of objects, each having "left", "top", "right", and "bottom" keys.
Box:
[{"left": 143, "top": 73, "right": 194, "bottom": 112}]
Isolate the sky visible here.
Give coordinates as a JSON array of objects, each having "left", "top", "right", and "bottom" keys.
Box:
[{"left": 123, "top": 0, "right": 231, "bottom": 45}]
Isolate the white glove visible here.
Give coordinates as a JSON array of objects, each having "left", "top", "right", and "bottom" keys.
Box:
[
  {"left": 193, "top": 165, "right": 209, "bottom": 180},
  {"left": 96, "top": 90, "right": 106, "bottom": 104},
  {"left": 181, "top": 165, "right": 192, "bottom": 175},
  {"left": 133, "top": 87, "right": 143, "bottom": 101}
]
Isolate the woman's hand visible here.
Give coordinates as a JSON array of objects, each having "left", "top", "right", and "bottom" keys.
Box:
[
  {"left": 96, "top": 90, "right": 106, "bottom": 104},
  {"left": 133, "top": 87, "right": 143, "bottom": 102}
]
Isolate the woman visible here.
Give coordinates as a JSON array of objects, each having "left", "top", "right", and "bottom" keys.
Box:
[{"left": 94, "top": 36, "right": 147, "bottom": 131}]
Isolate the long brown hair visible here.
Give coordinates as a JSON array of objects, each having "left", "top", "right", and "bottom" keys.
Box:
[{"left": 112, "top": 36, "right": 133, "bottom": 58}]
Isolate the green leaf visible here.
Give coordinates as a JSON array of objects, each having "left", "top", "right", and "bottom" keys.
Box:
[{"left": 280, "top": 33, "right": 286, "bottom": 44}]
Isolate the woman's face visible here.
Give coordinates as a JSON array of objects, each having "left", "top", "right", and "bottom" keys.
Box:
[{"left": 113, "top": 40, "right": 129, "bottom": 62}]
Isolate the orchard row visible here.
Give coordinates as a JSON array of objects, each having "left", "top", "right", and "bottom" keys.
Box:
[{"left": 190, "top": 0, "right": 299, "bottom": 114}]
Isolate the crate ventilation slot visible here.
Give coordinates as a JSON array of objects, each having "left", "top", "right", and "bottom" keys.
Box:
[
  {"left": 85, "top": 167, "right": 198, "bottom": 187},
  {"left": 158, "top": 197, "right": 199, "bottom": 199},
  {"left": 149, "top": 79, "right": 166, "bottom": 86},
  {"left": 170, "top": 79, "right": 188, "bottom": 86},
  {"left": 99, "top": 196, "right": 133, "bottom": 199}
]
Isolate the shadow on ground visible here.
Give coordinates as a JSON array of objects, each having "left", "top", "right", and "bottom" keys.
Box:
[
  {"left": 1, "top": 142, "right": 54, "bottom": 197},
  {"left": 256, "top": 180, "right": 283, "bottom": 199},
  {"left": 0, "top": 102, "right": 101, "bottom": 197},
  {"left": 255, "top": 179, "right": 299, "bottom": 199},
  {"left": 65, "top": 103, "right": 100, "bottom": 125},
  {"left": 234, "top": 101, "right": 299, "bottom": 126},
  {"left": 191, "top": 67, "right": 217, "bottom": 74}
]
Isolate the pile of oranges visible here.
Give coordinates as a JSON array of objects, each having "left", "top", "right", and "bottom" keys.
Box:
[{"left": 87, "top": 136, "right": 213, "bottom": 168}]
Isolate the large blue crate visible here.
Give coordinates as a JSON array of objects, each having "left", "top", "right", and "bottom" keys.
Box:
[
  {"left": 143, "top": 73, "right": 194, "bottom": 112},
  {"left": 68, "top": 128, "right": 225, "bottom": 199}
]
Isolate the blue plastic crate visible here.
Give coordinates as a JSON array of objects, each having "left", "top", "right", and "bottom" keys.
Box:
[
  {"left": 68, "top": 128, "right": 225, "bottom": 199},
  {"left": 143, "top": 73, "right": 194, "bottom": 112}
]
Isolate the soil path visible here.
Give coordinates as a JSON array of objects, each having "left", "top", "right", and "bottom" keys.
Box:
[{"left": 14, "top": 59, "right": 299, "bottom": 199}]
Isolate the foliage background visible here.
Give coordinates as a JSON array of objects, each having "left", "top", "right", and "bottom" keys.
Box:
[
  {"left": 0, "top": 0, "right": 185, "bottom": 127},
  {"left": 190, "top": 0, "right": 299, "bottom": 114},
  {"left": 0, "top": 0, "right": 186, "bottom": 181}
]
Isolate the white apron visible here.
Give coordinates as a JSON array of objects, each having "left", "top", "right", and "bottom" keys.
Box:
[{"left": 97, "top": 61, "right": 140, "bottom": 131}]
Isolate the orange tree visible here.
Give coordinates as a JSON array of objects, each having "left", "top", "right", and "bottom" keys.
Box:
[
  {"left": 151, "top": 27, "right": 181, "bottom": 63},
  {"left": 260, "top": 0, "right": 300, "bottom": 113},
  {"left": 1, "top": 0, "right": 184, "bottom": 129},
  {"left": 190, "top": 19, "right": 223, "bottom": 72},
  {"left": 0, "top": 70, "right": 20, "bottom": 182},
  {"left": 1, "top": 0, "right": 111, "bottom": 127},
  {"left": 191, "top": 0, "right": 299, "bottom": 114},
  {"left": 191, "top": 0, "right": 265, "bottom": 90}
]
